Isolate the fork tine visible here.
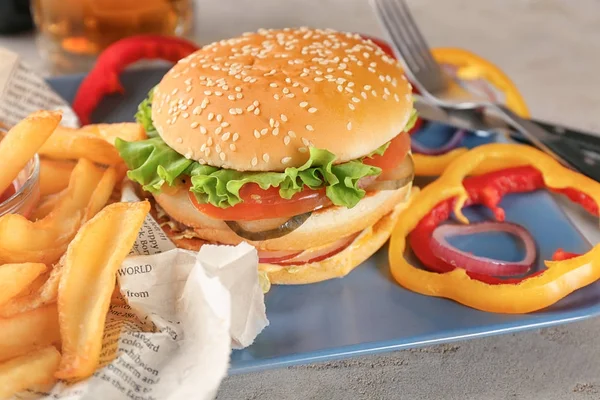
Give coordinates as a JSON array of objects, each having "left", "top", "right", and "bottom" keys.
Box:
[
  {"left": 371, "top": 0, "right": 447, "bottom": 91},
  {"left": 372, "top": 0, "right": 423, "bottom": 75},
  {"left": 394, "top": 0, "right": 440, "bottom": 72}
]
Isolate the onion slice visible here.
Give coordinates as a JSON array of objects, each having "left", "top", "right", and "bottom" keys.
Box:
[
  {"left": 225, "top": 211, "right": 312, "bottom": 241},
  {"left": 430, "top": 221, "right": 536, "bottom": 277},
  {"left": 272, "top": 232, "right": 360, "bottom": 266},
  {"left": 411, "top": 129, "right": 466, "bottom": 155}
]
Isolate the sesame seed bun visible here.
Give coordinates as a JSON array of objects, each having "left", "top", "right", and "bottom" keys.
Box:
[
  {"left": 153, "top": 181, "right": 411, "bottom": 251},
  {"left": 151, "top": 27, "right": 413, "bottom": 172}
]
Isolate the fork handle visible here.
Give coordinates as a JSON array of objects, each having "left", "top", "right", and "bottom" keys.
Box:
[{"left": 492, "top": 104, "right": 600, "bottom": 182}]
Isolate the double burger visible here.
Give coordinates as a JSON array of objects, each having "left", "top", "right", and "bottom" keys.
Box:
[{"left": 116, "top": 27, "right": 416, "bottom": 284}]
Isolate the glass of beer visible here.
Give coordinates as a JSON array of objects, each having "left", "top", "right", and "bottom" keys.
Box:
[{"left": 31, "top": 0, "right": 194, "bottom": 75}]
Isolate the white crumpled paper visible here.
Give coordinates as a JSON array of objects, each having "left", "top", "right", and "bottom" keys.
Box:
[{"left": 0, "top": 48, "right": 269, "bottom": 400}]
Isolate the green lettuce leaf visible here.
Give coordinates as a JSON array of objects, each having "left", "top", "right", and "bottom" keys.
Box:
[
  {"left": 403, "top": 107, "right": 418, "bottom": 133},
  {"left": 116, "top": 136, "right": 382, "bottom": 208},
  {"left": 135, "top": 88, "right": 159, "bottom": 138}
]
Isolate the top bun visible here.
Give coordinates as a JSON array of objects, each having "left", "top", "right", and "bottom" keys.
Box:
[{"left": 152, "top": 27, "right": 413, "bottom": 171}]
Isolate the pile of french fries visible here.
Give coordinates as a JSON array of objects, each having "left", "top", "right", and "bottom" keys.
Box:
[{"left": 0, "top": 111, "right": 149, "bottom": 398}]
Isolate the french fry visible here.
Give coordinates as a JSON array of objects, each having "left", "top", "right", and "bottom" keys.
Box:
[
  {"left": 31, "top": 192, "right": 65, "bottom": 221},
  {"left": 0, "top": 159, "right": 107, "bottom": 265},
  {"left": 0, "top": 304, "right": 60, "bottom": 362},
  {"left": 0, "top": 346, "right": 61, "bottom": 399},
  {"left": 0, "top": 266, "right": 62, "bottom": 318},
  {"left": 39, "top": 158, "right": 75, "bottom": 196},
  {"left": 56, "top": 201, "right": 150, "bottom": 380},
  {"left": 83, "top": 167, "right": 117, "bottom": 222},
  {"left": 39, "top": 125, "right": 123, "bottom": 166},
  {"left": 0, "top": 263, "right": 47, "bottom": 307},
  {"left": 0, "top": 110, "right": 62, "bottom": 194},
  {"left": 81, "top": 122, "right": 146, "bottom": 145}
]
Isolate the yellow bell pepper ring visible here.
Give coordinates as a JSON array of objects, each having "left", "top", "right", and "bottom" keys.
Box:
[{"left": 389, "top": 143, "right": 600, "bottom": 314}]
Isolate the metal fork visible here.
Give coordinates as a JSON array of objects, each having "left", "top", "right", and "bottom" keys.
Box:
[{"left": 370, "top": 0, "right": 600, "bottom": 182}]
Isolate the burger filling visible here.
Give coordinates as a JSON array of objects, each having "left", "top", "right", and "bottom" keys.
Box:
[{"left": 116, "top": 90, "right": 417, "bottom": 241}]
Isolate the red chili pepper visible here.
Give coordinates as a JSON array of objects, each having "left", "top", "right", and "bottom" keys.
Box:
[
  {"left": 409, "top": 166, "right": 596, "bottom": 283},
  {"left": 72, "top": 35, "right": 199, "bottom": 125}
]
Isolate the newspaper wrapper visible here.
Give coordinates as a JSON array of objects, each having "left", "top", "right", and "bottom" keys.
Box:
[{"left": 0, "top": 49, "right": 269, "bottom": 399}]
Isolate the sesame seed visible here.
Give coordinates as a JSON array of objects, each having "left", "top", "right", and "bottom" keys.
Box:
[
  {"left": 270, "top": 83, "right": 278, "bottom": 88},
  {"left": 348, "top": 103, "right": 356, "bottom": 110},
  {"left": 344, "top": 70, "right": 352, "bottom": 76},
  {"left": 254, "top": 129, "right": 261, "bottom": 138},
  {"left": 274, "top": 94, "right": 280, "bottom": 100},
  {"left": 228, "top": 94, "right": 236, "bottom": 100},
  {"left": 352, "top": 97, "right": 360, "bottom": 103},
  {"left": 300, "top": 101, "right": 309, "bottom": 108},
  {"left": 345, "top": 87, "right": 353, "bottom": 93},
  {"left": 347, "top": 122, "right": 352, "bottom": 130},
  {"left": 288, "top": 130, "right": 297, "bottom": 138},
  {"left": 394, "top": 93, "right": 400, "bottom": 102},
  {"left": 187, "top": 98, "right": 194, "bottom": 106},
  {"left": 299, "top": 147, "right": 308, "bottom": 153},
  {"left": 200, "top": 143, "right": 206, "bottom": 151},
  {"left": 215, "top": 126, "right": 223, "bottom": 135},
  {"left": 190, "top": 122, "right": 199, "bottom": 128},
  {"left": 372, "top": 90, "right": 377, "bottom": 96},
  {"left": 229, "top": 108, "right": 236, "bottom": 115},
  {"left": 280, "top": 114, "right": 288, "bottom": 122},
  {"left": 176, "top": 137, "right": 183, "bottom": 143},
  {"left": 216, "top": 144, "right": 222, "bottom": 153},
  {"left": 302, "top": 137, "right": 310, "bottom": 146},
  {"left": 207, "top": 137, "right": 213, "bottom": 146},
  {"left": 193, "top": 106, "right": 202, "bottom": 115},
  {"left": 303, "top": 87, "right": 310, "bottom": 93},
  {"left": 182, "top": 112, "right": 189, "bottom": 118},
  {"left": 282, "top": 157, "right": 292, "bottom": 164},
  {"left": 284, "top": 136, "right": 291, "bottom": 145},
  {"left": 222, "top": 132, "right": 231, "bottom": 141},
  {"left": 273, "top": 128, "right": 280, "bottom": 136},
  {"left": 254, "top": 108, "right": 260, "bottom": 115},
  {"left": 208, "top": 112, "right": 215, "bottom": 121},
  {"left": 308, "top": 107, "right": 317, "bottom": 113},
  {"left": 200, "top": 126, "right": 207, "bottom": 134},
  {"left": 269, "top": 118, "right": 275, "bottom": 127},
  {"left": 361, "top": 92, "right": 368, "bottom": 99},
  {"left": 219, "top": 152, "right": 226, "bottom": 161},
  {"left": 236, "top": 108, "right": 243, "bottom": 114},
  {"left": 261, "top": 128, "right": 268, "bottom": 135},
  {"left": 263, "top": 153, "right": 270, "bottom": 162},
  {"left": 236, "top": 93, "right": 243, "bottom": 99},
  {"left": 306, "top": 124, "right": 314, "bottom": 131},
  {"left": 235, "top": 86, "right": 242, "bottom": 92},
  {"left": 215, "top": 91, "right": 223, "bottom": 96},
  {"left": 221, "top": 122, "right": 230, "bottom": 127},
  {"left": 233, "top": 133, "right": 239, "bottom": 141},
  {"left": 251, "top": 157, "right": 258, "bottom": 166}
]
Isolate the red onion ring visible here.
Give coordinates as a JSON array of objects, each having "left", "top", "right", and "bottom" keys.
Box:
[
  {"left": 411, "top": 129, "right": 466, "bottom": 155},
  {"left": 429, "top": 221, "right": 536, "bottom": 277}
]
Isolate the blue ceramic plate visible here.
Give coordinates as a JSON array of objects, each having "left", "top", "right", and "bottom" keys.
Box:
[{"left": 48, "top": 68, "right": 598, "bottom": 375}]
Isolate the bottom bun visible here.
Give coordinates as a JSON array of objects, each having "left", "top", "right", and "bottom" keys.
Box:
[
  {"left": 155, "top": 189, "right": 418, "bottom": 285},
  {"left": 259, "top": 189, "right": 417, "bottom": 284}
]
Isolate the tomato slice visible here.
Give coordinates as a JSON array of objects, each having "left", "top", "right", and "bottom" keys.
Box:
[
  {"left": 363, "top": 132, "right": 410, "bottom": 171},
  {"left": 189, "top": 185, "right": 330, "bottom": 221}
]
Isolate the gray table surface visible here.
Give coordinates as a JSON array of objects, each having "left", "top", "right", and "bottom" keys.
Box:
[{"left": 3, "top": 0, "right": 600, "bottom": 398}]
